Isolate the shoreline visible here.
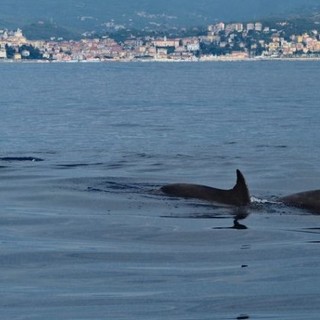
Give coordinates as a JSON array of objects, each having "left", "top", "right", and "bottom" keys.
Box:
[{"left": 1, "top": 56, "right": 320, "bottom": 64}]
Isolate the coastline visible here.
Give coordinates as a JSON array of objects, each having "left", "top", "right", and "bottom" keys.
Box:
[{"left": 1, "top": 56, "right": 320, "bottom": 64}]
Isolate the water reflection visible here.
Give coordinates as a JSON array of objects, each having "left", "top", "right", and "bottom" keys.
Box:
[
  {"left": 161, "top": 205, "right": 250, "bottom": 229},
  {"left": 212, "top": 219, "right": 248, "bottom": 230}
]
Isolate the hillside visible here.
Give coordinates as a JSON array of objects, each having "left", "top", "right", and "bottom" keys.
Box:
[{"left": 0, "top": 0, "right": 319, "bottom": 40}]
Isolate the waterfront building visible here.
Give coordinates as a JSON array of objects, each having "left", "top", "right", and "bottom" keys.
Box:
[
  {"left": 156, "top": 47, "right": 168, "bottom": 59},
  {"left": 14, "top": 52, "right": 22, "bottom": 60},
  {"left": 187, "top": 42, "right": 200, "bottom": 51},
  {"left": 182, "top": 37, "right": 200, "bottom": 51},
  {"left": 229, "top": 51, "right": 249, "bottom": 59},
  {"left": 153, "top": 37, "right": 180, "bottom": 48},
  {"left": 0, "top": 47, "right": 7, "bottom": 59}
]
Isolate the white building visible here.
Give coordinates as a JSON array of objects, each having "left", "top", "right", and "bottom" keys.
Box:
[
  {"left": 225, "top": 23, "right": 244, "bottom": 33},
  {"left": 255, "top": 23, "right": 263, "bottom": 32},
  {"left": 0, "top": 48, "right": 7, "bottom": 59},
  {"left": 187, "top": 42, "right": 200, "bottom": 51},
  {"left": 208, "top": 22, "right": 225, "bottom": 34},
  {"left": 247, "top": 23, "right": 255, "bottom": 31}
]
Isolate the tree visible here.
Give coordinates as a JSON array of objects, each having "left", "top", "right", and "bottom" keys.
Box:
[
  {"left": 18, "top": 44, "right": 43, "bottom": 59},
  {"left": 5, "top": 44, "right": 16, "bottom": 59}
]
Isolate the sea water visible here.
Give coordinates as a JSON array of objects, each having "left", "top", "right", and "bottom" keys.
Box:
[{"left": 0, "top": 61, "right": 320, "bottom": 319}]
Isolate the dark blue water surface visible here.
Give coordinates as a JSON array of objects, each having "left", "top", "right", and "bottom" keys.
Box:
[{"left": 0, "top": 61, "right": 320, "bottom": 319}]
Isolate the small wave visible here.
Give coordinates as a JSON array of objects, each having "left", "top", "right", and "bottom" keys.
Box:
[
  {"left": 87, "top": 181, "right": 158, "bottom": 195},
  {"left": 250, "top": 196, "right": 279, "bottom": 204},
  {"left": 0, "top": 156, "right": 44, "bottom": 162},
  {"left": 255, "top": 144, "right": 288, "bottom": 149},
  {"left": 56, "top": 163, "right": 103, "bottom": 169}
]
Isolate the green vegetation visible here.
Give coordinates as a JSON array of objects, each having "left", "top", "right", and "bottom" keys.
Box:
[
  {"left": 23, "top": 21, "right": 81, "bottom": 41},
  {"left": 19, "top": 44, "right": 43, "bottom": 59},
  {"left": 97, "top": 26, "right": 207, "bottom": 43},
  {"left": 5, "top": 44, "right": 43, "bottom": 59},
  {"left": 5, "top": 44, "right": 15, "bottom": 59}
]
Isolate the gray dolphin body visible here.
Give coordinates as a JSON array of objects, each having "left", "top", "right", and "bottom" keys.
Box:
[
  {"left": 161, "top": 169, "right": 320, "bottom": 213},
  {"left": 280, "top": 190, "right": 320, "bottom": 214},
  {"left": 161, "top": 169, "right": 250, "bottom": 207}
]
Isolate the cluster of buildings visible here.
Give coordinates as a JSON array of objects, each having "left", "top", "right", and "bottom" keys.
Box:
[
  {"left": 267, "top": 33, "right": 320, "bottom": 56},
  {"left": 0, "top": 29, "right": 28, "bottom": 59},
  {"left": 1, "top": 21, "right": 320, "bottom": 62},
  {"left": 0, "top": 29, "right": 201, "bottom": 61},
  {"left": 204, "top": 21, "right": 320, "bottom": 58}
]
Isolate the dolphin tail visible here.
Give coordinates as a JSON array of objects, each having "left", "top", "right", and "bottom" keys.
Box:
[{"left": 232, "top": 169, "right": 251, "bottom": 206}]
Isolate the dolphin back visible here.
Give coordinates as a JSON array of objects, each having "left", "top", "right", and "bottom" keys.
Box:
[
  {"left": 280, "top": 190, "right": 320, "bottom": 213},
  {"left": 161, "top": 169, "right": 250, "bottom": 207}
]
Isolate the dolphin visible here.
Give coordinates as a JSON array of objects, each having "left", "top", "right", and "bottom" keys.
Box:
[
  {"left": 280, "top": 190, "right": 320, "bottom": 214},
  {"left": 161, "top": 169, "right": 250, "bottom": 207}
]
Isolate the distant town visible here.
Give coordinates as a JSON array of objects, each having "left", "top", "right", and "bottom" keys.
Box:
[{"left": 1, "top": 20, "right": 320, "bottom": 62}]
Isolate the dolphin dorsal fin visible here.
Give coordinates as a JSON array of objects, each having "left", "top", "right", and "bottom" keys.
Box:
[{"left": 233, "top": 169, "right": 251, "bottom": 205}]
